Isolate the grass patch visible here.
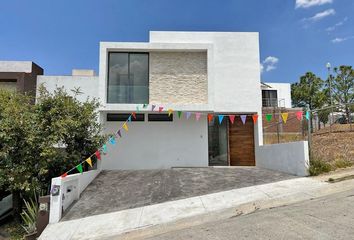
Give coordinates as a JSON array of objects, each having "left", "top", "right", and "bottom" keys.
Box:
[
  {"left": 0, "top": 220, "right": 25, "bottom": 240},
  {"left": 333, "top": 159, "right": 354, "bottom": 169},
  {"left": 309, "top": 158, "right": 332, "bottom": 176}
]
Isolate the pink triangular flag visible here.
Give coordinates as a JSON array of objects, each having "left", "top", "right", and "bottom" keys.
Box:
[
  {"left": 296, "top": 111, "right": 303, "bottom": 121},
  {"left": 240, "top": 115, "right": 247, "bottom": 125},
  {"left": 195, "top": 113, "right": 201, "bottom": 121},
  {"left": 159, "top": 106, "right": 163, "bottom": 112},
  {"left": 229, "top": 115, "right": 235, "bottom": 124}
]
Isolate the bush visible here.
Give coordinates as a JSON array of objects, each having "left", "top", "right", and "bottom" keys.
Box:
[{"left": 309, "top": 158, "right": 332, "bottom": 176}]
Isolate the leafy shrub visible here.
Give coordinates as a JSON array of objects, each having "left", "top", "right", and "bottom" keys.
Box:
[{"left": 309, "top": 158, "right": 332, "bottom": 176}]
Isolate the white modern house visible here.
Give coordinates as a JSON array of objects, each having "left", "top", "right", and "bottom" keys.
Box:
[
  {"left": 35, "top": 31, "right": 311, "bottom": 224},
  {"left": 38, "top": 31, "right": 263, "bottom": 169}
]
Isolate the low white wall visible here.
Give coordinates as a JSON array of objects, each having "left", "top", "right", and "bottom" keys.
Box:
[
  {"left": 49, "top": 161, "right": 101, "bottom": 223},
  {"left": 256, "top": 141, "right": 309, "bottom": 176},
  {"left": 101, "top": 114, "right": 208, "bottom": 170}
]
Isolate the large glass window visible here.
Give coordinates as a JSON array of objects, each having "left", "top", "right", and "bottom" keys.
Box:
[
  {"left": 107, "top": 53, "right": 149, "bottom": 103},
  {"left": 208, "top": 119, "right": 229, "bottom": 166}
]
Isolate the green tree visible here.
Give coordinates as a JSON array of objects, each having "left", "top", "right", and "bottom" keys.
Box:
[
  {"left": 0, "top": 87, "right": 106, "bottom": 220},
  {"left": 0, "top": 90, "right": 49, "bottom": 220},
  {"left": 291, "top": 72, "right": 327, "bottom": 110},
  {"left": 330, "top": 65, "right": 354, "bottom": 122},
  {"left": 35, "top": 86, "right": 106, "bottom": 183}
]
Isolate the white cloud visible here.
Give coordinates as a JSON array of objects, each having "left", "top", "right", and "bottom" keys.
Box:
[
  {"left": 303, "top": 8, "right": 336, "bottom": 22},
  {"left": 261, "top": 56, "right": 279, "bottom": 73},
  {"left": 296, "top": 0, "right": 333, "bottom": 9},
  {"left": 326, "top": 17, "right": 348, "bottom": 32},
  {"left": 331, "top": 36, "right": 354, "bottom": 43}
]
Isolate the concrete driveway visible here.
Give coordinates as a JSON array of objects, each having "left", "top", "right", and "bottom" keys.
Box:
[{"left": 62, "top": 167, "right": 296, "bottom": 221}]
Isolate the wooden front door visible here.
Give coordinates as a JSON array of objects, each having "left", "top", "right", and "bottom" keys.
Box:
[{"left": 229, "top": 116, "right": 255, "bottom": 166}]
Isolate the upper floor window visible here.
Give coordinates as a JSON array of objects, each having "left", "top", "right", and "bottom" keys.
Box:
[
  {"left": 262, "top": 90, "right": 278, "bottom": 107},
  {"left": 107, "top": 52, "right": 149, "bottom": 104}
]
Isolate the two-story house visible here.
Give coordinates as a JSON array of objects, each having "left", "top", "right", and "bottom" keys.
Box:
[{"left": 38, "top": 31, "right": 263, "bottom": 170}]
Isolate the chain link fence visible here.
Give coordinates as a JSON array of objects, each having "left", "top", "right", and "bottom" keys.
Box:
[{"left": 263, "top": 103, "right": 354, "bottom": 167}]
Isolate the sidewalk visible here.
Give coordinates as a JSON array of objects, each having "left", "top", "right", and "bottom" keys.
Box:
[{"left": 39, "top": 171, "right": 354, "bottom": 240}]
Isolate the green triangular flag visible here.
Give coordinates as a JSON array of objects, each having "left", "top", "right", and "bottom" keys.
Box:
[
  {"left": 76, "top": 164, "right": 83, "bottom": 173},
  {"left": 178, "top": 111, "right": 182, "bottom": 118},
  {"left": 265, "top": 114, "right": 272, "bottom": 122}
]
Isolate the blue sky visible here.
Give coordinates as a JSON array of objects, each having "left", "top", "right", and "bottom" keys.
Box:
[{"left": 0, "top": 0, "right": 353, "bottom": 83}]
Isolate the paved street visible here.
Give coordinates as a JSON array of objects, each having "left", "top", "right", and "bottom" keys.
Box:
[
  {"left": 146, "top": 188, "right": 354, "bottom": 240},
  {"left": 62, "top": 168, "right": 295, "bottom": 220}
]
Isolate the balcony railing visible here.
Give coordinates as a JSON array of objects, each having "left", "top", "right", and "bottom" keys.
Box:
[
  {"left": 262, "top": 98, "right": 286, "bottom": 108},
  {"left": 107, "top": 85, "right": 149, "bottom": 104}
]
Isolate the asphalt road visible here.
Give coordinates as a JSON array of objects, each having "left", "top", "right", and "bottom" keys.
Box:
[{"left": 146, "top": 188, "right": 354, "bottom": 240}]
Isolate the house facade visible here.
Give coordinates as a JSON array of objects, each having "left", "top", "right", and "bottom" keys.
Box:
[
  {"left": 261, "top": 82, "right": 292, "bottom": 108},
  {"left": 0, "top": 61, "right": 43, "bottom": 97},
  {"left": 38, "top": 31, "right": 263, "bottom": 170}
]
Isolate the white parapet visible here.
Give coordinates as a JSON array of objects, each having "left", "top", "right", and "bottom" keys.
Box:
[
  {"left": 255, "top": 141, "right": 310, "bottom": 177},
  {"left": 49, "top": 161, "right": 102, "bottom": 223}
]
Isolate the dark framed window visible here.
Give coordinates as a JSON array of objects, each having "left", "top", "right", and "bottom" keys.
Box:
[
  {"left": 107, "top": 52, "right": 149, "bottom": 104},
  {"left": 262, "top": 90, "right": 278, "bottom": 107},
  {"left": 106, "top": 113, "right": 145, "bottom": 122},
  {"left": 148, "top": 114, "right": 173, "bottom": 122}
]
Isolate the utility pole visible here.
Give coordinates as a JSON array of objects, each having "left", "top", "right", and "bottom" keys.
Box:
[{"left": 326, "top": 62, "right": 334, "bottom": 133}]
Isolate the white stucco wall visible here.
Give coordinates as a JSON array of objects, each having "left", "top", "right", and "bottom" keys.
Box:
[
  {"left": 255, "top": 141, "right": 309, "bottom": 176},
  {"left": 37, "top": 76, "right": 98, "bottom": 102},
  {"left": 101, "top": 114, "right": 208, "bottom": 170},
  {"left": 49, "top": 161, "right": 102, "bottom": 223},
  {"left": 0, "top": 61, "right": 33, "bottom": 73},
  {"left": 263, "top": 82, "right": 292, "bottom": 108}
]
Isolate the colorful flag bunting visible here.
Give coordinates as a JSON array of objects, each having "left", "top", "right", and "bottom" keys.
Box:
[
  {"left": 76, "top": 164, "right": 83, "bottom": 173},
  {"left": 109, "top": 137, "right": 116, "bottom": 145},
  {"left": 178, "top": 111, "right": 182, "bottom": 118},
  {"left": 128, "top": 116, "right": 132, "bottom": 122},
  {"left": 240, "top": 115, "right": 247, "bottom": 125},
  {"left": 143, "top": 104, "right": 148, "bottom": 108},
  {"left": 281, "top": 113, "right": 289, "bottom": 123},
  {"left": 229, "top": 115, "right": 235, "bottom": 124},
  {"left": 159, "top": 106, "right": 163, "bottom": 112},
  {"left": 195, "top": 113, "right": 201, "bottom": 121},
  {"left": 252, "top": 114, "right": 259, "bottom": 124},
  {"left": 218, "top": 115, "right": 224, "bottom": 124},
  {"left": 123, "top": 122, "right": 128, "bottom": 131},
  {"left": 152, "top": 105, "right": 156, "bottom": 111},
  {"left": 265, "top": 114, "right": 272, "bottom": 122},
  {"left": 136, "top": 106, "right": 140, "bottom": 112},
  {"left": 117, "top": 129, "right": 122, "bottom": 138},
  {"left": 208, "top": 114, "right": 214, "bottom": 123},
  {"left": 168, "top": 109, "right": 173, "bottom": 117},
  {"left": 102, "top": 144, "right": 107, "bottom": 153},
  {"left": 296, "top": 111, "right": 303, "bottom": 121},
  {"left": 305, "top": 111, "right": 310, "bottom": 120},
  {"left": 61, "top": 172, "right": 68, "bottom": 178},
  {"left": 86, "top": 157, "right": 93, "bottom": 167},
  {"left": 132, "top": 112, "right": 136, "bottom": 119},
  {"left": 95, "top": 150, "right": 101, "bottom": 160},
  {"left": 186, "top": 112, "right": 192, "bottom": 119}
]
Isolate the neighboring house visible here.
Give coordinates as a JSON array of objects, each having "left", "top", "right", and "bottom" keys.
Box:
[
  {"left": 0, "top": 61, "right": 43, "bottom": 220},
  {"left": 261, "top": 82, "right": 303, "bottom": 135},
  {"left": 38, "top": 31, "right": 263, "bottom": 169},
  {"left": 0, "top": 61, "right": 43, "bottom": 97},
  {"left": 261, "top": 82, "right": 292, "bottom": 108}
]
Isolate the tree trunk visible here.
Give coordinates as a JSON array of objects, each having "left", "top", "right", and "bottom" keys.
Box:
[{"left": 12, "top": 190, "right": 22, "bottom": 222}]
